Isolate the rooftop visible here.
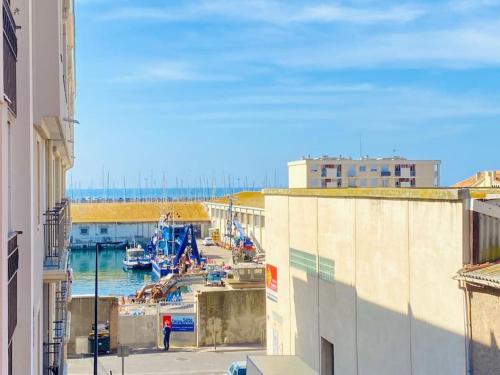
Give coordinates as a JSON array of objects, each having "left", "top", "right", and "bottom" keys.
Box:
[
  {"left": 457, "top": 262, "right": 500, "bottom": 289},
  {"left": 288, "top": 155, "right": 440, "bottom": 163},
  {"left": 70, "top": 202, "right": 210, "bottom": 223},
  {"left": 263, "top": 187, "right": 500, "bottom": 201},
  {"left": 208, "top": 191, "right": 265, "bottom": 209},
  {"left": 453, "top": 171, "right": 500, "bottom": 188}
]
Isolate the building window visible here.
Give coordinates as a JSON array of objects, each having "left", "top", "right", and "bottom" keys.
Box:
[
  {"left": 80, "top": 228, "right": 89, "bottom": 235},
  {"left": 359, "top": 165, "right": 366, "bottom": 172},
  {"left": 310, "top": 178, "right": 320, "bottom": 188},
  {"left": 254, "top": 215, "right": 260, "bottom": 227},
  {"left": 347, "top": 166, "right": 357, "bottom": 177},
  {"left": 348, "top": 179, "right": 356, "bottom": 187},
  {"left": 395, "top": 165, "right": 401, "bottom": 177},
  {"left": 381, "top": 165, "right": 391, "bottom": 177},
  {"left": 100, "top": 227, "right": 108, "bottom": 235},
  {"left": 321, "top": 167, "right": 327, "bottom": 177},
  {"left": 370, "top": 165, "right": 378, "bottom": 172},
  {"left": 310, "top": 164, "right": 319, "bottom": 173},
  {"left": 359, "top": 179, "right": 367, "bottom": 187}
]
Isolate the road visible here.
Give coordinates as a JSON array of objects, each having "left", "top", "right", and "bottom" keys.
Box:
[{"left": 68, "top": 347, "right": 265, "bottom": 375}]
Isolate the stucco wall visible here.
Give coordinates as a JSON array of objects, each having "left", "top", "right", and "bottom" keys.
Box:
[
  {"left": 265, "top": 192, "right": 467, "bottom": 375},
  {"left": 197, "top": 289, "right": 266, "bottom": 347},
  {"left": 470, "top": 287, "right": 500, "bottom": 375},
  {"left": 67, "top": 296, "right": 119, "bottom": 354}
]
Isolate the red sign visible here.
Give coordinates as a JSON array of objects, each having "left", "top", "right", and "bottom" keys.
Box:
[
  {"left": 266, "top": 264, "right": 277, "bottom": 292},
  {"left": 162, "top": 314, "right": 172, "bottom": 328}
]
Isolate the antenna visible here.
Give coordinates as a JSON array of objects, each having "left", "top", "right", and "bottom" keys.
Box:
[{"left": 359, "top": 134, "right": 363, "bottom": 159}]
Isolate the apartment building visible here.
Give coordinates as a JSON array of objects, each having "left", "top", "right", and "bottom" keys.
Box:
[
  {"left": 0, "top": 1, "right": 76, "bottom": 374},
  {"left": 288, "top": 156, "right": 440, "bottom": 189},
  {"left": 261, "top": 187, "right": 500, "bottom": 375}
]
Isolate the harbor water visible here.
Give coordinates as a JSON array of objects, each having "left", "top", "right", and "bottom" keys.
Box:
[{"left": 70, "top": 247, "right": 154, "bottom": 296}]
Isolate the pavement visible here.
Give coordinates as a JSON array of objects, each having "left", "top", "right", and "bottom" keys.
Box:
[
  {"left": 197, "top": 243, "right": 233, "bottom": 266},
  {"left": 67, "top": 345, "right": 265, "bottom": 375}
]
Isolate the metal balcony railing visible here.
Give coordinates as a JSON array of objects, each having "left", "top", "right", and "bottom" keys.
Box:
[
  {"left": 43, "top": 277, "right": 69, "bottom": 375},
  {"left": 3, "top": 0, "right": 17, "bottom": 115},
  {"left": 44, "top": 200, "right": 71, "bottom": 269}
]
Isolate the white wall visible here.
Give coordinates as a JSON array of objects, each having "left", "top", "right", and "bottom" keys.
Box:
[{"left": 265, "top": 192, "right": 468, "bottom": 375}]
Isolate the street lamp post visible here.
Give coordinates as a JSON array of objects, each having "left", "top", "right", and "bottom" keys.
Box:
[{"left": 94, "top": 241, "right": 122, "bottom": 375}]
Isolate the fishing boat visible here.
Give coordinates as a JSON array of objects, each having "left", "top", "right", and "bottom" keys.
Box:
[{"left": 123, "top": 245, "right": 152, "bottom": 271}]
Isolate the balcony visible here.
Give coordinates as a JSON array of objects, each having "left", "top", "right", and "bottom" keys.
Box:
[
  {"left": 43, "top": 276, "right": 69, "bottom": 375},
  {"left": 43, "top": 200, "right": 71, "bottom": 281},
  {"left": 3, "top": 0, "right": 17, "bottom": 115}
]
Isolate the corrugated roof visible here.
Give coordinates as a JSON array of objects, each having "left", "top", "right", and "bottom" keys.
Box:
[
  {"left": 71, "top": 202, "right": 210, "bottom": 223},
  {"left": 209, "top": 191, "right": 264, "bottom": 209},
  {"left": 457, "top": 262, "right": 500, "bottom": 289}
]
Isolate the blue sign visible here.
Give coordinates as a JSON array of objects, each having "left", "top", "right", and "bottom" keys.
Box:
[{"left": 171, "top": 316, "right": 195, "bottom": 332}]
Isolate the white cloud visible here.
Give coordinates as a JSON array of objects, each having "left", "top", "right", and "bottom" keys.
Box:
[
  {"left": 113, "top": 61, "right": 238, "bottom": 83},
  {"left": 100, "top": 1, "right": 424, "bottom": 25}
]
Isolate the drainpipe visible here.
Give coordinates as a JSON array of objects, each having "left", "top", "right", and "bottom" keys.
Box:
[{"left": 461, "top": 281, "right": 473, "bottom": 375}]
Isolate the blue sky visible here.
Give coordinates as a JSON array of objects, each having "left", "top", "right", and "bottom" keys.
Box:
[{"left": 71, "top": 0, "right": 500, "bottom": 189}]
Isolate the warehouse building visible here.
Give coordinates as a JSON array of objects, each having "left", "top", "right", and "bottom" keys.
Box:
[
  {"left": 261, "top": 187, "right": 500, "bottom": 375},
  {"left": 70, "top": 202, "right": 211, "bottom": 249},
  {"left": 204, "top": 191, "right": 266, "bottom": 252}
]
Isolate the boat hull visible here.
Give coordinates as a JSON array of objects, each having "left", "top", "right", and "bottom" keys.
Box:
[{"left": 123, "top": 260, "right": 152, "bottom": 271}]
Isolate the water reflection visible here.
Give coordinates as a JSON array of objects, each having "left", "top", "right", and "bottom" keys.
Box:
[{"left": 70, "top": 247, "right": 154, "bottom": 296}]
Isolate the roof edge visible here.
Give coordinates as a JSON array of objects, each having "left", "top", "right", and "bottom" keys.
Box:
[{"left": 262, "top": 188, "right": 471, "bottom": 201}]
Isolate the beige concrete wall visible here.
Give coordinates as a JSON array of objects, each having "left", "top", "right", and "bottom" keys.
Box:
[
  {"left": 469, "top": 287, "right": 500, "bottom": 375},
  {"left": 196, "top": 289, "right": 266, "bottom": 347},
  {"left": 265, "top": 195, "right": 290, "bottom": 356},
  {"left": 265, "top": 192, "right": 467, "bottom": 374},
  {"left": 118, "top": 315, "right": 158, "bottom": 349},
  {"left": 288, "top": 163, "right": 308, "bottom": 188},
  {"left": 68, "top": 296, "right": 119, "bottom": 354}
]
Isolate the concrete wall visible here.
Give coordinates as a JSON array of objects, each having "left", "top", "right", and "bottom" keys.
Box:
[
  {"left": 265, "top": 190, "right": 468, "bottom": 374},
  {"left": 197, "top": 289, "right": 266, "bottom": 347},
  {"left": 68, "top": 296, "right": 119, "bottom": 354},
  {"left": 470, "top": 287, "right": 500, "bottom": 375},
  {"left": 118, "top": 315, "right": 158, "bottom": 349}
]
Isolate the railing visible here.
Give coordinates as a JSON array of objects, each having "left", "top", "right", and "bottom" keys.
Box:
[
  {"left": 43, "top": 277, "right": 69, "bottom": 375},
  {"left": 44, "top": 200, "right": 70, "bottom": 269},
  {"left": 3, "top": 0, "right": 17, "bottom": 115}
]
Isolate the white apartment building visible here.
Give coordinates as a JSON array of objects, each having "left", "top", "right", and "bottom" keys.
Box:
[
  {"left": 288, "top": 156, "right": 440, "bottom": 189},
  {"left": 0, "top": 1, "right": 76, "bottom": 374}
]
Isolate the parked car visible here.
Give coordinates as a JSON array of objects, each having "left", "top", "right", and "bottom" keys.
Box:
[
  {"left": 227, "top": 361, "right": 246, "bottom": 375},
  {"left": 207, "top": 270, "right": 226, "bottom": 286},
  {"left": 202, "top": 237, "right": 215, "bottom": 246}
]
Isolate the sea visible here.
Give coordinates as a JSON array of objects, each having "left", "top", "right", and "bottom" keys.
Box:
[
  {"left": 66, "top": 187, "right": 261, "bottom": 202},
  {"left": 70, "top": 247, "right": 155, "bottom": 296}
]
